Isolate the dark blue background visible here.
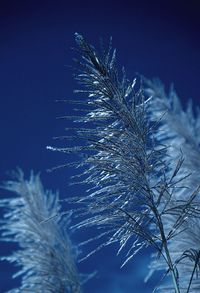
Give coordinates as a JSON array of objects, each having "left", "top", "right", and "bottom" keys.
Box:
[{"left": 0, "top": 1, "right": 200, "bottom": 292}]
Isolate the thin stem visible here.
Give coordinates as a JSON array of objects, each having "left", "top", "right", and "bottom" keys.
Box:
[
  {"left": 153, "top": 207, "right": 181, "bottom": 293},
  {"left": 162, "top": 240, "right": 180, "bottom": 293},
  {"left": 186, "top": 251, "right": 200, "bottom": 293}
]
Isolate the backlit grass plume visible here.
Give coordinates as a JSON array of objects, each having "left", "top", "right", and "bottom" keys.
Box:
[
  {"left": 50, "top": 34, "right": 200, "bottom": 292},
  {"left": 0, "top": 169, "right": 81, "bottom": 293},
  {"left": 143, "top": 78, "right": 200, "bottom": 292}
]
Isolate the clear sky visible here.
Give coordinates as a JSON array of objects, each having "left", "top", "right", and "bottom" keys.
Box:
[{"left": 0, "top": 1, "right": 200, "bottom": 292}]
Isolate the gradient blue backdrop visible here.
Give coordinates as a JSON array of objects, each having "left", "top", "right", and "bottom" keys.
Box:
[{"left": 0, "top": 1, "right": 200, "bottom": 292}]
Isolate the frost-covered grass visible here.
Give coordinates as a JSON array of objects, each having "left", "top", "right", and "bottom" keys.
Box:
[{"left": 1, "top": 34, "right": 200, "bottom": 293}]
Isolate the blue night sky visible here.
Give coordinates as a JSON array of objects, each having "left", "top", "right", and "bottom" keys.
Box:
[{"left": 0, "top": 1, "right": 200, "bottom": 292}]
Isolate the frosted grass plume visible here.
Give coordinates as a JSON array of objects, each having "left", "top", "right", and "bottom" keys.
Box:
[
  {"left": 50, "top": 34, "right": 200, "bottom": 292},
  {"left": 143, "top": 78, "right": 200, "bottom": 292},
  {"left": 0, "top": 169, "right": 81, "bottom": 293}
]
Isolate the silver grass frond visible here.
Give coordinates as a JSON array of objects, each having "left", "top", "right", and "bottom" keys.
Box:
[
  {"left": 50, "top": 34, "right": 200, "bottom": 292},
  {"left": 143, "top": 78, "right": 200, "bottom": 189},
  {"left": 0, "top": 169, "right": 81, "bottom": 293},
  {"left": 143, "top": 78, "right": 200, "bottom": 292}
]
